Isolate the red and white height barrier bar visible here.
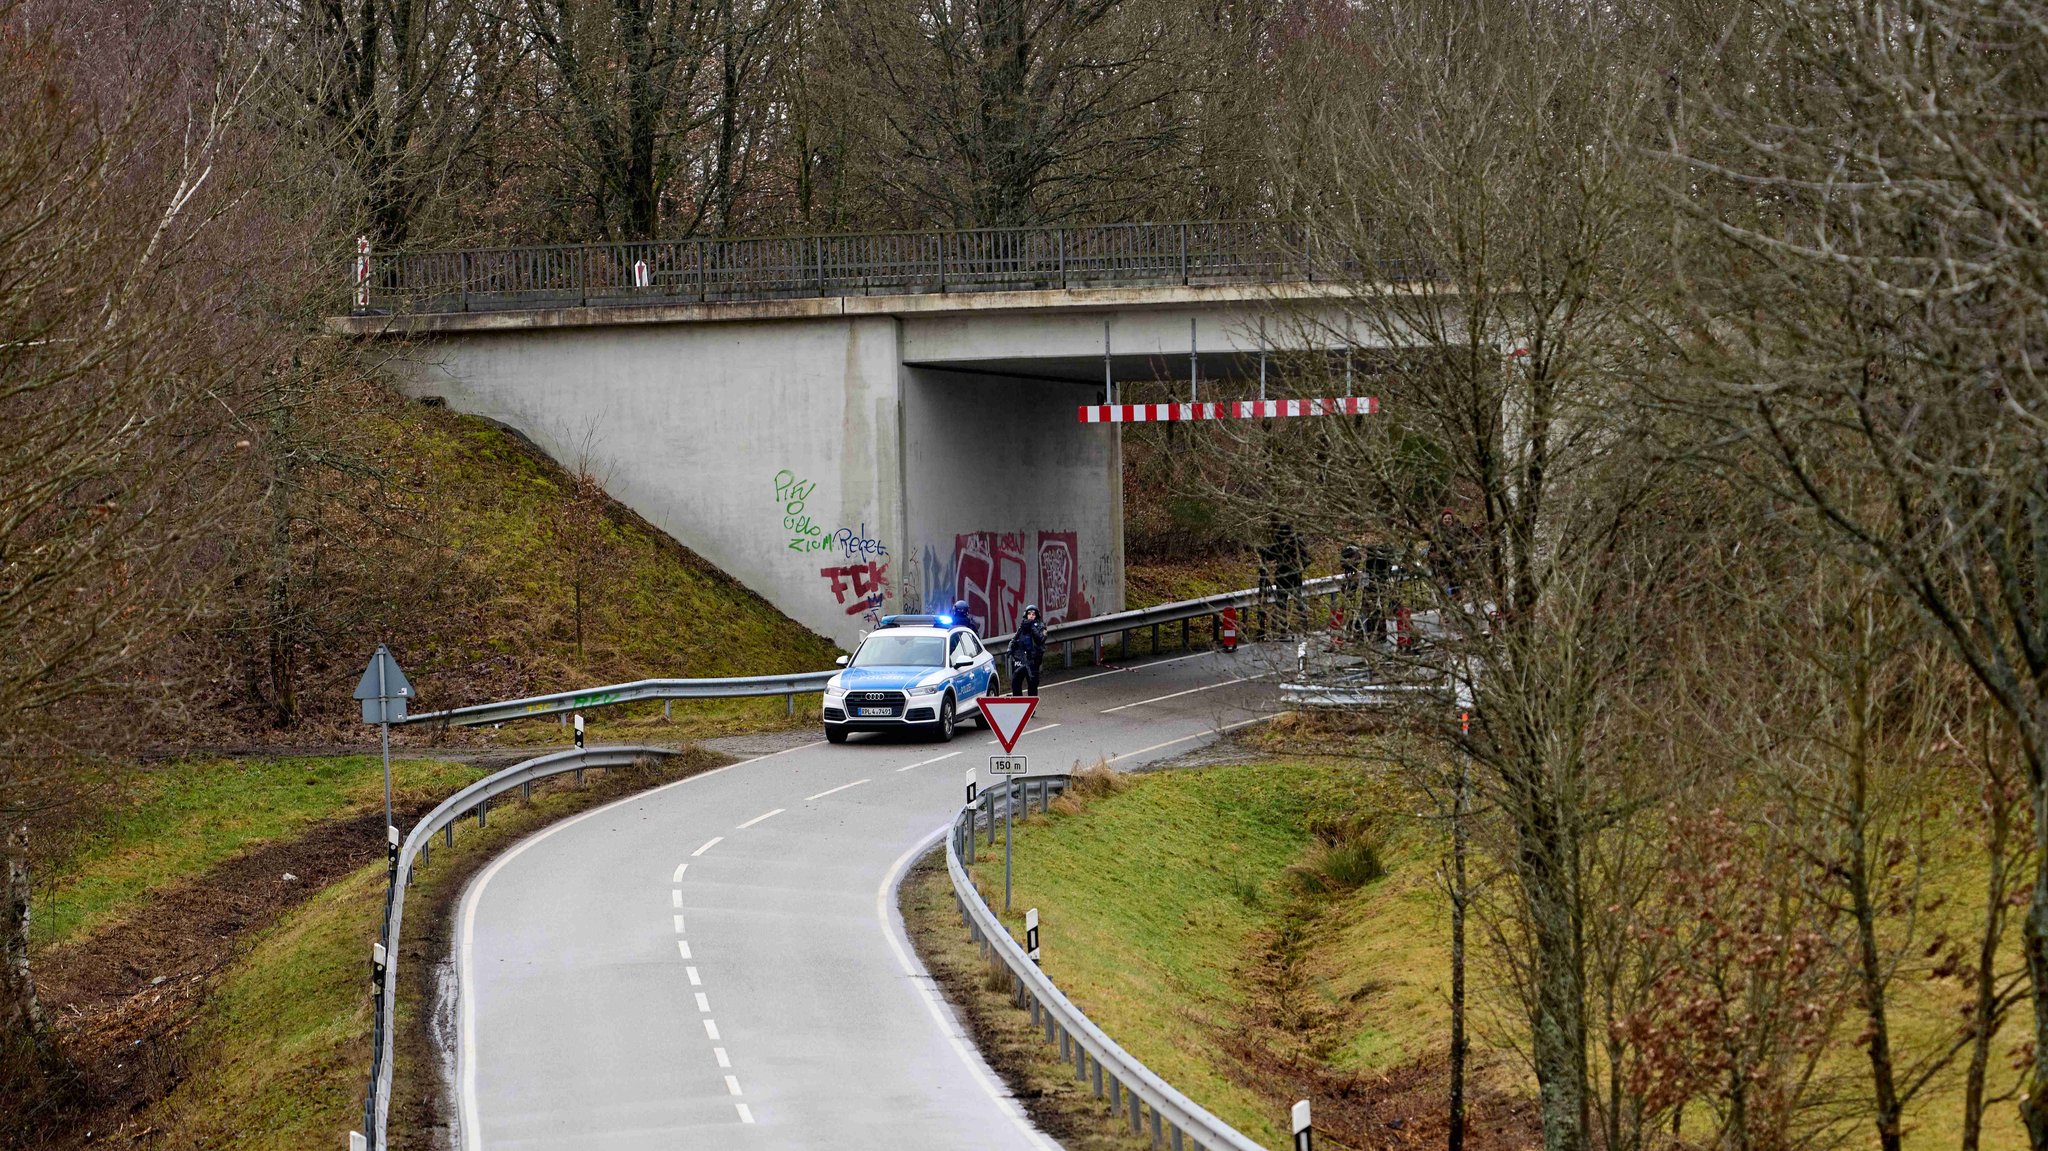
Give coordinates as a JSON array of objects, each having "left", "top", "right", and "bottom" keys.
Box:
[{"left": 1078, "top": 396, "right": 1380, "bottom": 424}]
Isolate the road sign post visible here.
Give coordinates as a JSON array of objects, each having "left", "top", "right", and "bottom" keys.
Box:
[
  {"left": 354, "top": 645, "right": 413, "bottom": 838},
  {"left": 976, "top": 698, "right": 1038, "bottom": 912}
]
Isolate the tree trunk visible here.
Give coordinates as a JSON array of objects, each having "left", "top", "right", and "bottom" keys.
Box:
[
  {"left": 1449, "top": 750, "right": 1469, "bottom": 1151},
  {"left": 1845, "top": 732, "right": 1903, "bottom": 1151},
  {"left": 1963, "top": 776, "right": 2011, "bottom": 1151},
  {"left": 2020, "top": 773, "right": 2048, "bottom": 1151},
  {"left": 1, "top": 826, "right": 45, "bottom": 1043},
  {"left": 1514, "top": 770, "right": 1589, "bottom": 1151}
]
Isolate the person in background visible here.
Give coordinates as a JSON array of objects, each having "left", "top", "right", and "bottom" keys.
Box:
[
  {"left": 951, "top": 598, "right": 980, "bottom": 636},
  {"left": 1008, "top": 605, "right": 1047, "bottom": 696}
]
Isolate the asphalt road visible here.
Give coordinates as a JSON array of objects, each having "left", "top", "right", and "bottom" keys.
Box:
[{"left": 456, "top": 643, "right": 1289, "bottom": 1150}]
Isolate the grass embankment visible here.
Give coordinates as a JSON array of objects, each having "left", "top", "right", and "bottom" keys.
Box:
[
  {"left": 955, "top": 746, "right": 2029, "bottom": 1151},
  {"left": 959, "top": 760, "right": 1480, "bottom": 1149},
  {"left": 24, "top": 749, "right": 724, "bottom": 1150},
  {"left": 33, "top": 755, "right": 472, "bottom": 950}
]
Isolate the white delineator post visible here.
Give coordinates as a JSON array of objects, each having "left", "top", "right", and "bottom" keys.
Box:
[
  {"left": 1025, "top": 907, "right": 1040, "bottom": 964},
  {"left": 355, "top": 235, "right": 371, "bottom": 309},
  {"left": 1293, "top": 1099, "right": 1312, "bottom": 1151},
  {"left": 574, "top": 712, "right": 585, "bottom": 749}
]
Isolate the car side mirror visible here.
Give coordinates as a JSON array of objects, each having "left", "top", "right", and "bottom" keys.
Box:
[
  {"left": 835, "top": 655, "right": 849, "bottom": 666},
  {"left": 952, "top": 657, "right": 973, "bottom": 669}
]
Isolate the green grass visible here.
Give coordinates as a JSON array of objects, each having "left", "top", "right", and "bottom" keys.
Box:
[
  {"left": 136, "top": 857, "right": 388, "bottom": 1149},
  {"left": 35, "top": 755, "right": 474, "bottom": 949},
  {"left": 967, "top": 760, "right": 1391, "bottom": 1146}
]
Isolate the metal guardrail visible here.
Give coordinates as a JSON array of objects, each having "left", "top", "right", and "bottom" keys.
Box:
[
  {"left": 358, "top": 745, "right": 678, "bottom": 1150},
  {"left": 945, "top": 781, "right": 1268, "bottom": 1151},
  {"left": 354, "top": 220, "right": 1420, "bottom": 316},
  {"left": 400, "top": 577, "right": 1349, "bottom": 729},
  {"left": 400, "top": 671, "right": 836, "bottom": 728}
]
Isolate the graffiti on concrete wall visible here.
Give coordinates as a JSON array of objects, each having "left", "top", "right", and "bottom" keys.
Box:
[
  {"left": 921, "top": 530, "right": 1096, "bottom": 636},
  {"left": 773, "top": 468, "right": 892, "bottom": 628},
  {"left": 820, "top": 560, "right": 890, "bottom": 623},
  {"left": 774, "top": 470, "right": 833, "bottom": 554},
  {"left": 1031, "top": 530, "right": 1095, "bottom": 625}
]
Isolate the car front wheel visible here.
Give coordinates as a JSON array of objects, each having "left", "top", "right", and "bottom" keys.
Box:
[
  {"left": 825, "top": 725, "right": 848, "bottom": 744},
  {"left": 934, "top": 696, "right": 956, "bottom": 742}
]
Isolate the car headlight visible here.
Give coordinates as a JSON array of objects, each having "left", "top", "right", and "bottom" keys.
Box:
[
  {"left": 908, "top": 680, "right": 944, "bottom": 697},
  {"left": 823, "top": 680, "right": 845, "bottom": 700}
]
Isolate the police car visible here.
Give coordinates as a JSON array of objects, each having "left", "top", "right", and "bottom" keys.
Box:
[{"left": 822, "top": 614, "right": 997, "bottom": 743}]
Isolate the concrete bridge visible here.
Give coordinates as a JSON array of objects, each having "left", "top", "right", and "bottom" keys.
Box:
[{"left": 337, "top": 222, "right": 1405, "bottom": 648}]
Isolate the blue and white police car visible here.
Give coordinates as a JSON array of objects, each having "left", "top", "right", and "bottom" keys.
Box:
[{"left": 822, "top": 614, "right": 996, "bottom": 743}]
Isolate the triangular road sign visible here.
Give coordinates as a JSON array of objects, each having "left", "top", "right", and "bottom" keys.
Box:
[
  {"left": 353, "top": 644, "right": 413, "bottom": 701},
  {"left": 977, "top": 696, "right": 1038, "bottom": 753}
]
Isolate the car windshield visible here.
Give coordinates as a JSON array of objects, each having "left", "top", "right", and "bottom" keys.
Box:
[{"left": 850, "top": 634, "right": 946, "bottom": 668}]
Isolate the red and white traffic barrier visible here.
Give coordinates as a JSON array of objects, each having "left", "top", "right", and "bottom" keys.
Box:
[{"left": 1078, "top": 397, "right": 1379, "bottom": 423}]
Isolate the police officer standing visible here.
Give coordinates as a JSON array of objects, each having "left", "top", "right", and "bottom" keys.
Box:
[
  {"left": 1008, "top": 605, "right": 1047, "bottom": 696},
  {"left": 952, "top": 598, "right": 981, "bottom": 636}
]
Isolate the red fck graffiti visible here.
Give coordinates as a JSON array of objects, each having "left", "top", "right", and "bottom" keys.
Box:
[{"left": 820, "top": 561, "right": 890, "bottom": 617}]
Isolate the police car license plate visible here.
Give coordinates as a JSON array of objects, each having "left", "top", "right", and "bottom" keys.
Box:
[{"left": 858, "top": 706, "right": 893, "bottom": 716}]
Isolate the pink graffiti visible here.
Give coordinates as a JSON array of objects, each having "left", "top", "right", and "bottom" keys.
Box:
[
  {"left": 951, "top": 532, "right": 1028, "bottom": 634},
  {"left": 821, "top": 561, "right": 891, "bottom": 617},
  {"left": 1033, "top": 531, "right": 1095, "bottom": 624}
]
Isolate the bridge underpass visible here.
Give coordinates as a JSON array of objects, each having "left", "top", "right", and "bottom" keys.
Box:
[{"left": 340, "top": 225, "right": 1396, "bottom": 649}]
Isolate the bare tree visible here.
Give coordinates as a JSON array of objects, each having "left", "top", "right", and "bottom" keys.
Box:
[{"left": 1661, "top": 0, "right": 2048, "bottom": 1140}]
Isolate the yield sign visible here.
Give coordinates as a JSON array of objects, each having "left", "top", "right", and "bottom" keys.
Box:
[{"left": 976, "top": 696, "right": 1038, "bottom": 753}]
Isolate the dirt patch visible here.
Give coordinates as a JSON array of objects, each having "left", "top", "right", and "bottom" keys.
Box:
[
  {"left": 1220, "top": 1040, "right": 1540, "bottom": 1151},
  {"left": 9, "top": 801, "right": 437, "bottom": 1149}
]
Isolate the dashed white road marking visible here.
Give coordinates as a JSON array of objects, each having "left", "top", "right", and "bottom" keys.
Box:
[
  {"left": 803, "top": 778, "right": 869, "bottom": 800},
  {"left": 678, "top": 940, "right": 693, "bottom": 959},
  {"left": 673, "top": 914, "right": 686, "bottom": 933},
  {"left": 703, "top": 1019, "right": 720, "bottom": 1040},
  {"left": 896, "top": 751, "right": 963, "bottom": 772},
  {"left": 1099, "top": 673, "right": 1269, "bottom": 713},
  {"left": 984, "top": 722, "right": 1062, "bottom": 745},
  {"left": 695, "top": 992, "right": 711, "bottom": 1013},
  {"left": 691, "top": 836, "right": 724, "bottom": 856},
  {"left": 736, "top": 808, "right": 784, "bottom": 829},
  {"left": 725, "top": 1075, "right": 744, "bottom": 1096},
  {"left": 671, "top": 863, "right": 688, "bottom": 882},
  {"left": 1105, "top": 714, "right": 1275, "bottom": 764},
  {"left": 671, "top": 890, "right": 683, "bottom": 909},
  {"left": 1043, "top": 648, "right": 1217, "bottom": 690},
  {"left": 686, "top": 966, "right": 702, "bottom": 986},
  {"left": 735, "top": 1103, "right": 755, "bottom": 1124},
  {"left": 714, "top": 1047, "right": 731, "bottom": 1068}
]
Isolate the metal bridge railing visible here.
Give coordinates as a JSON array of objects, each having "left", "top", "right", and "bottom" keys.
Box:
[
  {"left": 947, "top": 779, "right": 1269, "bottom": 1151},
  {"left": 353, "top": 221, "right": 1417, "bottom": 316}
]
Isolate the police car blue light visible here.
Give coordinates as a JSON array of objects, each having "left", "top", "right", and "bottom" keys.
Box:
[{"left": 822, "top": 618, "right": 994, "bottom": 744}]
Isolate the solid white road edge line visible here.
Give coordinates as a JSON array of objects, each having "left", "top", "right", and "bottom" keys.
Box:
[
  {"left": 1105, "top": 714, "right": 1275, "bottom": 765},
  {"left": 803, "top": 778, "right": 870, "bottom": 800},
  {"left": 896, "top": 750, "right": 963, "bottom": 772},
  {"left": 983, "top": 722, "right": 1062, "bottom": 746},
  {"left": 1099, "top": 672, "right": 1271, "bottom": 714},
  {"left": 736, "top": 808, "right": 784, "bottom": 829},
  {"left": 457, "top": 743, "right": 785, "bottom": 1151},
  {"left": 876, "top": 827, "right": 1062, "bottom": 1151},
  {"left": 692, "top": 836, "right": 724, "bottom": 856}
]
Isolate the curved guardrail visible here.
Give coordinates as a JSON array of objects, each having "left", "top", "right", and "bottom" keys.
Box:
[
  {"left": 357, "top": 745, "right": 679, "bottom": 1150},
  {"left": 402, "top": 576, "right": 1349, "bottom": 729},
  {"left": 944, "top": 784, "right": 1268, "bottom": 1151}
]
